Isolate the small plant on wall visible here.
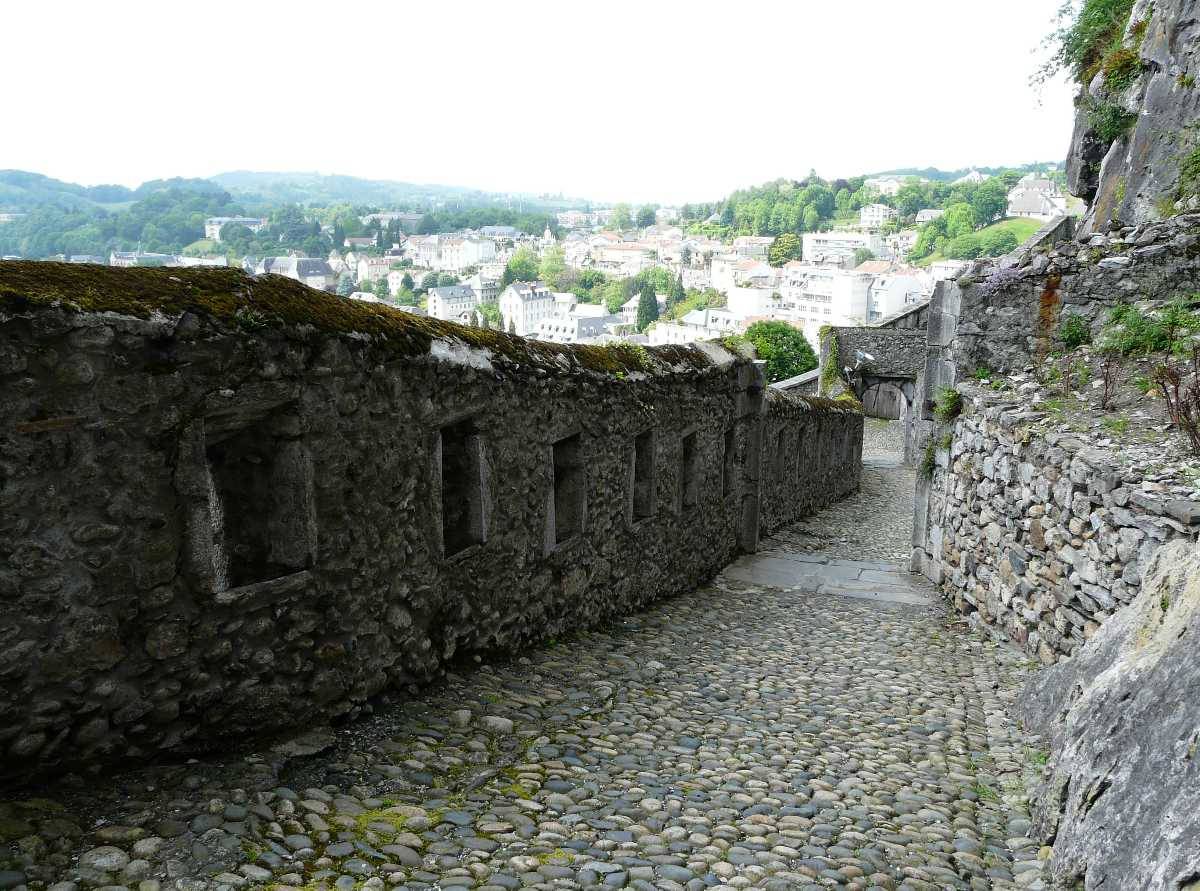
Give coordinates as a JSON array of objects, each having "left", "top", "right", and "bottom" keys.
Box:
[{"left": 933, "top": 387, "right": 963, "bottom": 423}]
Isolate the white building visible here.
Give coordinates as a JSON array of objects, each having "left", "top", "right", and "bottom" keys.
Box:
[
  {"left": 802, "top": 231, "right": 888, "bottom": 266},
  {"left": 461, "top": 272, "right": 500, "bottom": 304},
  {"left": 534, "top": 298, "right": 616, "bottom": 344},
  {"left": 864, "top": 177, "right": 903, "bottom": 197},
  {"left": 256, "top": 257, "right": 336, "bottom": 291},
  {"left": 556, "top": 210, "right": 593, "bottom": 230},
  {"left": 778, "top": 263, "right": 872, "bottom": 329},
  {"left": 732, "top": 236, "right": 774, "bottom": 260},
  {"left": 648, "top": 308, "right": 745, "bottom": 346},
  {"left": 930, "top": 260, "right": 970, "bottom": 282},
  {"left": 860, "top": 204, "right": 898, "bottom": 229},
  {"left": 427, "top": 285, "right": 479, "bottom": 323},
  {"left": 357, "top": 255, "right": 399, "bottom": 283},
  {"left": 915, "top": 208, "right": 945, "bottom": 224},
  {"left": 593, "top": 242, "right": 654, "bottom": 278},
  {"left": 726, "top": 287, "right": 779, "bottom": 319},
  {"left": 361, "top": 211, "right": 424, "bottom": 231},
  {"left": 205, "top": 217, "right": 267, "bottom": 241},
  {"left": 1007, "top": 174, "right": 1068, "bottom": 220},
  {"left": 499, "top": 281, "right": 555, "bottom": 335},
  {"left": 438, "top": 236, "right": 497, "bottom": 272},
  {"left": 954, "top": 169, "right": 988, "bottom": 185},
  {"left": 886, "top": 230, "right": 919, "bottom": 259},
  {"left": 866, "top": 270, "right": 930, "bottom": 321}
]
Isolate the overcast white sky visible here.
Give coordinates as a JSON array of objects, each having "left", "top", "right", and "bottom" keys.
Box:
[{"left": 3, "top": 0, "right": 1076, "bottom": 204}]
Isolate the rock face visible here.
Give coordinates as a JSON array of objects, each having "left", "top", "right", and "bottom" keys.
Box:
[
  {"left": 1020, "top": 539, "right": 1200, "bottom": 889},
  {"left": 1069, "top": 0, "right": 1200, "bottom": 232},
  {"left": 0, "top": 262, "right": 863, "bottom": 782}
]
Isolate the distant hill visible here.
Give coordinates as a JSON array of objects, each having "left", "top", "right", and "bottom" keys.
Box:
[
  {"left": 865, "top": 162, "right": 1065, "bottom": 182},
  {"left": 0, "top": 170, "right": 226, "bottom": 212},
  {"left": 0, "top": 170, "right": 135, "bottom": 211},
  {"left": 208, "top": 170, "right": 573, "bottom": 211}
]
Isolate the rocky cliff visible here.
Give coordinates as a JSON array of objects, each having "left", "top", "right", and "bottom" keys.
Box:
[
  {"left": 1068, "top": 0, "right": 1200, "bottom": 233},
  {"left": 1020, "top": 539, "right": 1200, "bottom": 888}
]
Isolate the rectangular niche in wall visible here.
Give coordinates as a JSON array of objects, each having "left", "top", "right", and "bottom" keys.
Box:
[
  {"left": 680, "top": 431, "right": 699, "bottom": 511},
  {"left": 551, "top": 433, "right": 585, "bottom": 545},
  {"left": 439, "top": 417, "right": 487, "bottom": 558},
  {"left": 204, "top": 412, "right": 315, "bottom": 592},
  {"left": 632, "top": 429, "right": 656, "bottom": 520},
  {"left": 722, "top": 427, "right": 736, "bottom": 497}
]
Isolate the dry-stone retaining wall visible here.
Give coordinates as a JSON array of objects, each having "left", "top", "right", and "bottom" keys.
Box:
[
  {"left": 0, "top": 263, "right": 862, "bottom": 782},
  {"left": 930, "top": 213, "right": 1200, "bottom": 384},
  {"left": 914, "top": 390, "right": 1200, "bottom": 663}
]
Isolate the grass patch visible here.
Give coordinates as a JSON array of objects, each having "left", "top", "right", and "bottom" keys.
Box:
[
  {"left": 917, "top": 218, "right": 1042, "bottom": 266},
  {"left": 1102, "top": 416, "right": 1130, "bottom": 435},
  {"left": 933, "top": 387, "right": 963, "bottom": 422},
  {"left": 973, "top": 782, "right": 1001, "bottom": 802},
  {"left": 353, "top": 808, "right": 409, "bottom": 836}
]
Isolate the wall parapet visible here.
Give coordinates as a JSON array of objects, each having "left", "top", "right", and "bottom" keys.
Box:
[
  {"left": 0, "top": 263, "right": 862, "bottom": 781},
  {"left": 912, "top": 387, "right": 1200, "bottom": 662}
]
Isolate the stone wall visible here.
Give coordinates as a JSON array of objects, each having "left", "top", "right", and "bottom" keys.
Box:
[
  {"left": 913, "top": 389, "right": 1200, "bottom": 663},
  {"left": 0, "top": 263, "right": 863, "bottom": 782},
  {"left": 938, "top": 213, "right": 1200, "bottom": 381}
]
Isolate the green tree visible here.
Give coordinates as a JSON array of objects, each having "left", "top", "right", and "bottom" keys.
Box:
[
  {"left": 478, "top": 302, "right": 502, "bottom": 327},
  {"left": 401, "top": 272, "right": 414, "bottom": 291},
  {"left": 636, "top": 205, "right": 657, "bottom": 228},
  {"left": 744, "top": 321, "right": 818, "bottom": 383},
  {"left": 669, "top": 273, "right": 686, "bottom": 307},
  {"left": 610, "top": 203, "right": 633, "bottom": 230},
  {"left": 944, "top": 203, "right": 978, "bottom": 239},
  {"left": 336, "top": 273, "right": 355, "bottom": 296},
  {"left": 945, "top": 233, "right": 984, "bottom": 259},
  {"left": 373, "top": 276, "right": 390, "bottom": 299},
  {"left": 802, "top": 206, "right": 820, "bottom": 232},
  {"left": 971, "top": 179, "right": 1009, "bottom": 225},
  {"left": 332, "top": 221, "right": 345, "bottom": 248},
  {"left": 636, "top": 282, "right": 660, "bottom": 332},
  {"left": 852, "top": 247, "right": 876, "bottom": 267},
  {"left": 980, "top": 228, "right": 1020, "bottom": 257},
  {"left": 419, "top": 272, "right": 440, "bottom": 293},
  {"left": 602, "top": 280, "right": 628, "bottom": 314},
  {"left": 538, "top": 244, "right": 567, "bottom": 289},
  {"left": 501, "top": 245, "right": 539, "bottom": 287},
  {"left": 768, "top": 233, "right": 803, "bottom": 266}
]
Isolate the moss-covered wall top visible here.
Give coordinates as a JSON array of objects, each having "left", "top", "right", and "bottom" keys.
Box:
[{"left": 0, "top": 262, "right": 717, "bottom": 378}]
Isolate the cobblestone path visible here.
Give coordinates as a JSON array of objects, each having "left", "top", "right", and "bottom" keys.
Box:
[{"left": 0, "top": 424, "right": 1046, "bottom": 891}]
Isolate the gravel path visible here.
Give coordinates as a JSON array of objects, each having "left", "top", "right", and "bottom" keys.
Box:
[{"left": 0, "top": 438, "right": 1047, "bottom": 891}]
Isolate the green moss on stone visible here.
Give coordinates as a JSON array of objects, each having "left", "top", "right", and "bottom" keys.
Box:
[{"left": 0, "top": 262, "right": 708, "bottom": 379}]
